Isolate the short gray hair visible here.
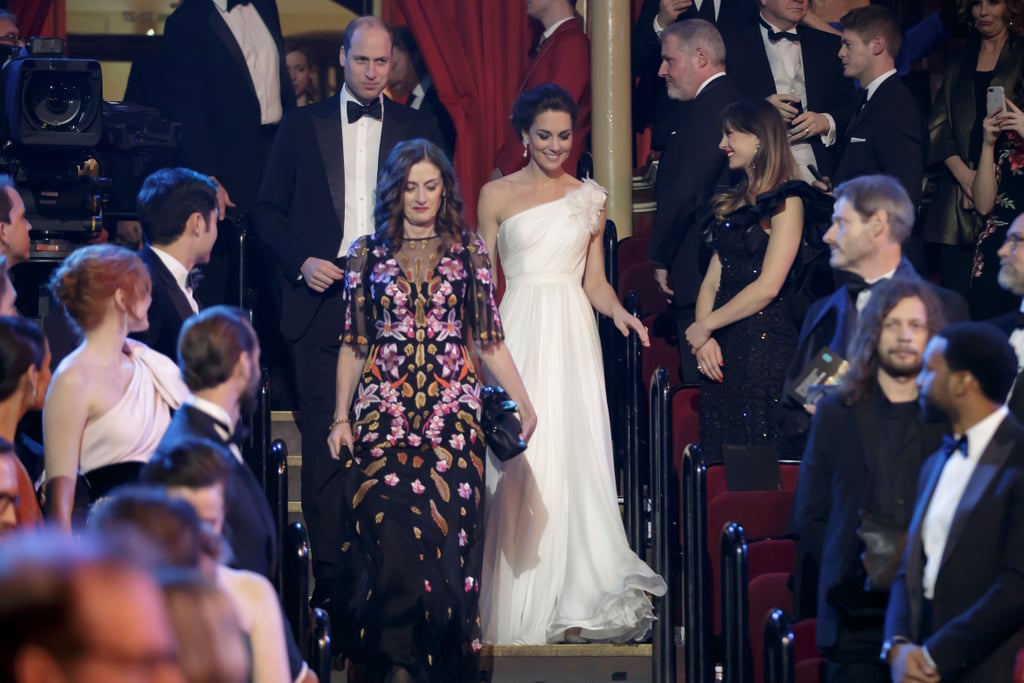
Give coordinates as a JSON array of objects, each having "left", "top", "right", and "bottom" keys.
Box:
[
  {"left": 660, "top": 19, "right": 726, "bottom": 68},
  {"left": 834, "top": 175, "right": 915, "bottom": 244}
]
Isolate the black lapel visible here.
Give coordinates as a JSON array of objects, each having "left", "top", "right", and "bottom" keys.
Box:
[
  {"left": 182, "top": 404, "right": 225, "bottom": 443},
  {"left": 311, "top": 95, "right": 346, "bottom": 231},
  {"left": 206, "top": 5, "right": 258, "bottom": 102},
  {"left": 903, "top": 451, "right": 947, "bottom": 639},
  {"left": 939, "top": 416, "right": 1017, "bottom": 570},
  {"left": 143, "top": 246, "right": 195, "bottom": 322},
  {"left": 379, "top": 99, "right": 410, "bottom": 170},
  {"left": 798, "top": 27, "right": 829, "bottom": 107}
]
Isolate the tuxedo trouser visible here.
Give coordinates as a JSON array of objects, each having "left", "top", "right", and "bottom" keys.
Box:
[{"left": 826, "top": 618, "right": 888, "bottom": 683}]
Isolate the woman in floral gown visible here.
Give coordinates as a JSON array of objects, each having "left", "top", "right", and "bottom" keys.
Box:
[
  {"left": 973, "top": 84, "right": 1024, "bottom": 316},
  {"left": 327, "top": 139, "right": 535, "bottom": 683}
]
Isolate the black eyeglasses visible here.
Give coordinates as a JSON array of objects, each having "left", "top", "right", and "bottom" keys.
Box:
[{"left": 0, "top": 33, "right": 24, "bottom": 46}]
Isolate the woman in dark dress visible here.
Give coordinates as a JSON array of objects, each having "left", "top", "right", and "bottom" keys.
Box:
[
  {"left": 686, "top": 99, "right": 831, "bottom": 461},
  {"left": 327, "top": 139, "right": 535, "bottom": 683},
  {"left": 973, "top": 78, "right": 1024, "bottom": 313}
]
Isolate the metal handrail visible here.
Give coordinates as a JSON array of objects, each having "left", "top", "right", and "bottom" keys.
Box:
[
  {"left": 722, "top": 522, "right": 750, "bottom": 683},
  {"left": 649, "top": 367, "right": 675, "bottom": 682},
  {"left": 763, "top": 609, "right": 795, "bottom": 683}
]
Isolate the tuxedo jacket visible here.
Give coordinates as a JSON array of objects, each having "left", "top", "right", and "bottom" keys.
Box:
[
  {"left": 493, "top": 17, "right": 591, "bottom": 176},
  {"left": 721, "top": 20, "right": 856, "bottom": 177},
  {"left": 131, "top": 245, "right": 195, "bottom": 361},
  {"left": 251, "top": 94, "right": 440, "bottom": 341},
  {"left": 885, "top": 414, "right": 1024, "bottom": 682},
  {"left": 156, "top": 404, "right": 278, "bottom": 582},
  {"left": 833, "top": 73, "right": 926, "bottom": 206},
  {"left": 162, "top": 0, "right": 295, "bottom": 211},
  {"left": 990, "top": 312, "right": 1024, "bottom": 420},
  {"left": 648, "top": 74, "right": 740, "bottom": 307},
  {"left": 631, "top": 0, "right": 754, "bottom": 150},
  {"left": 415, "top": 83, "right": 457, "bottom": 161},
  {"left": 794, "top": 388, "right": 945, "bottom": 649}
]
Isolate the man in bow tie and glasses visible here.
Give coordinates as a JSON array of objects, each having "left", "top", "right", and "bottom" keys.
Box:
[
  {"left": 882, "top": 321, "right": 1024, "bottom": 683},
  {"left": 793, "top": 277, "right": 948, "bottom": 683},
  {"left": 251, "top": 15, "right": 441, "bottom": 615},
  {"left": 991, "top": 213, "right": 1024, "bottom": 420},
  {"left": 719, "top": 0, "right": 856, "bottom": 183},
  {"left": 780, "top": 176, "right": 967, "bottom": 455}
]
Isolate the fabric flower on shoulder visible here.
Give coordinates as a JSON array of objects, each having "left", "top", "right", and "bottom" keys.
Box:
[{"left": 565, "top": 178, "right": 607, "bottom": 235}]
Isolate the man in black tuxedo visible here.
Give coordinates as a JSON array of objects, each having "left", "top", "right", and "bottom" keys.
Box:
[
  {"left": 131, "top": 168, "right": 218, "bottom": 360},
  {"left": 648, "top": 19, "right": 739, "bottom": 383},
  {"left": 720, "top": 0, "right": 856, "bottom": 182},
  {"left": 832, "top": 6, "right": 925, "bottom": 206},
  {"left": 631, "top": 0, "right": 753, "bottom": 151},
  {"left": 162, "top": 0, "right": 294, "bottom": 306},
  {"left": 782, "top": 176, "right": 967, "bottom": 454},
  {"left": 992, "top": 213, "right": 1024, "bottom": 419},
  {"left": 251, "top": 16, "right": 440, "bottom": 608},
  {"left": 389, "top": 25, "right": 456, "bottom": 160},
  {"left": 794, "top": 278, "right": 947, "bottom": 683},
  {"left": 882, "top": 322, "right": 1024, "bottom": 683}
]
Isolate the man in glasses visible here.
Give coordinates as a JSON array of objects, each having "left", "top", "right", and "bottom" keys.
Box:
[
  {"left": 0, "top": 11, "right": 24, "bottom": 49},
  {"left": 992, "top": 212, "right": 1024, "bottom": 420}
]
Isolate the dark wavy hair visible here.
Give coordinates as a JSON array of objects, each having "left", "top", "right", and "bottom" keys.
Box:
[
  {"left": 958, "top": 0, "right": 1024, "bottom": 35},
  {"left": 373, "top": 139, "right": 466, "bottom": 251},
  {"left": 711, "top": 98, "right": 799, "bottom": 221},
  {"left": 512, "top": 82, "right": 577, "bottom": 137},
  {"left": 0, "top": 316, "right": 46, "bottom": 402},
  {"left": 839, "top": 277, "right": 945, "bottom": 406}
]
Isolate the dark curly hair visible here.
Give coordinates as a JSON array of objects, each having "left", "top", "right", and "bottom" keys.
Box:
[
  {"left": 839, "top": 277, "right": 945, "bottom": 406},
  {"left": 0, "top": 316, "right": 46, "bottom": 402},
  {"left": 373, "top": 139, "right": 467, "bottom": 251},
  {"left": 511, "top": 82, "right": 577, "bottom": 138}
]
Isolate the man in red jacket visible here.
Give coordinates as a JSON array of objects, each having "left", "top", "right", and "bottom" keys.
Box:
[{"left": 492, "top": 0, "right": 591, "bottom": 178}]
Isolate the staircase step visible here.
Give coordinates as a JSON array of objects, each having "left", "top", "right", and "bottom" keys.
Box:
[{"left": 480, "top": 643, "right": 652, "bottom": 682}]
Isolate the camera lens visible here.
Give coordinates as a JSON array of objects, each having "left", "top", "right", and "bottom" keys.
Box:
[{"left": 26, "top": 73, "right": 84, "bottom": 128}]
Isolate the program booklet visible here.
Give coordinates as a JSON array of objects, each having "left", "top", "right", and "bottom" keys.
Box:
[{"left": 788, "top": 346, "right": 849, "bottom": 405}]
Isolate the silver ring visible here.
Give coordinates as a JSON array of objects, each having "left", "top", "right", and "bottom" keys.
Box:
[{"left": 696, "top": 364, "right": 703, "bottom": 370}]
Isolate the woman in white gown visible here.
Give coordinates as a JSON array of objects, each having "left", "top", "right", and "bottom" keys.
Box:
[{"left": 477, "top": 84, "right": 667, "bottom": 645}]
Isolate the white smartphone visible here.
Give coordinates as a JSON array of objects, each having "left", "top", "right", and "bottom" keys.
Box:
[{"left": 987, "top": 85, "right": 1006, "bottom": 116}]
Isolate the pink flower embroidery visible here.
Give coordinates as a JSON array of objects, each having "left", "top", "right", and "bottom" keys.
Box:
[
  {"left": 464, "top": 576, "right": 477, "bottom": 592},
  {"left": 424, "top": 579, "right": 432, "bottom": 592},
  {"left": 370, "top": 259, "right": 399, "bottom": 283},
  {"left": 377, "top": 344, "right": 406, "bottom": 379},
  {"left": 384, "top": 473, "right": 399, "bottom": 486},
  {"left": 407, "top": 433, "right": 423, "bottom": 447},
  {"left": 449, "top": 433, "right": 466, "bottom": 450},
  {"left": 435, "top": 310, "right": 463, "bottom": 342},
  {"left": 471, "top": 639, "right": 482, "bottom": 653},
  {"left": 436, "top": 459, "right": 449, "bottom": 473},
  {"left": 458, "top": 482, "right": 472, "bottom": 499},
  {"left": 458, "top": 528, "right": 467, "bottom": 547},
  {"left": 438, "top": 257, "right": 466, "bottom": 280},
  {"left": 411, "top": 479, "right": 426, "bottom": 494}
]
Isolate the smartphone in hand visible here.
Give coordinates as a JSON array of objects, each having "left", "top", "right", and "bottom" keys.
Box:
[{"left": 988, "top": 85, "right": 1006, "bottom": 116}]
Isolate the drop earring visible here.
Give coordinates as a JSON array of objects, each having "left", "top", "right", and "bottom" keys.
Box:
[{"left": 522, "top": 140, "right": 528, "bottom": 159}]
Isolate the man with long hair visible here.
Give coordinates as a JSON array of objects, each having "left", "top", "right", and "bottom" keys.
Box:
[{"left": 794, "top": 277, "right": 948, "bottom": 683}]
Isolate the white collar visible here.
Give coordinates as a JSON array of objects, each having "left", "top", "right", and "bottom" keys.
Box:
[
  {"left": 759, "top": 13, "right": 799, "bottom": 37},
  {"left": 960, "top": 405, "right": 1009, "bottom": 463},
  {"left": 694, "top": 71, "right": 727, "bottom": 98},
  {"left": 187, "top": 395, "right": 236, "bottom": 435},
  {"left": 542, "top": 16, "right": 573, "bottom": 42},
  {"left": 865, "top": 266, "right": 898, "bottom": 286},
  {"left": 411, "top": 76, "right": 431, "bottom": 103},
  {"left": 342, "top": 84, "right": 384, "bottom": 109},
  {"left": 150, "top": 245, "right": 191, "bottom": 291},
  {"left": 864, "top": 69, "right": 897, "bottom": 100}
]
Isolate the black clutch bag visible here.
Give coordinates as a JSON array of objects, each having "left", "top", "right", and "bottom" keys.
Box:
[{"left": 479, "top": 385, "right": 527, "bottom": 462}]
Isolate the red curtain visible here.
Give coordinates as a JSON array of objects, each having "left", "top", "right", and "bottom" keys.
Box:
[
  {"left": 389, "top": 1, "right": 531, "bottom": 226},
  {"left": 10, "top": 0, "right": 63, "bottom": 39}
]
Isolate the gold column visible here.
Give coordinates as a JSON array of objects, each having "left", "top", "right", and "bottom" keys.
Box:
[{"left": 590, "top": 0, "right": 633, "bottom": 237}]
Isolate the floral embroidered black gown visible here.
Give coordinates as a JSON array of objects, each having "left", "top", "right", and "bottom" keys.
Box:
[
  {"left": 339, "top": 231, "right": 503, "bottom": 683},
  {"left": 699, "top": 181, "right": 831, "bottom": 461}
]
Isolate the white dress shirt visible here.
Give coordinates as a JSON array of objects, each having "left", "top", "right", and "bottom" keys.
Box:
[
  {"left": 758, "top": 15, "right": 836, "bottom": 183},
  {"left": 863, "top": 69, "right": 897, "bottom": 100},
  {"left": 212, "top": 0, "right": 282, "bottom": 126},
  {"left": 150, "top": 246, "right": 199, "bottom": 315},
  {"left": 1009, "top": 302, "right": 1024, "bottom": 396},
  {"left": 409, "top": 76, "right": 431, "bottom": 111},
  {"left": 339, "top": 86, "right": 384, "bottom": 257},
  {"left": 855, "top": 266, "right": 897, "bottom": 314},
  {"left": 921, "top": 405, "right": 1009, "bottom": 599},
  {"left": 187, "top": 395, "right": 244, "bottom": 464},
  {"left": 653, "top": 0, "right": 721, "bottom": 34},
  {"left": 539, "top": 16, "right": 573, "bottom": 45}
]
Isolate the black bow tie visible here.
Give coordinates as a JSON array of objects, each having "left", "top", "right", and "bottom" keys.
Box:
[
  {"left": 760, "top": 18, "right": 799, "bottom": 43},
  {"left": 214, "top": 418, "right": 250, "bottom": 448},
  {"left": 225, "top": 0, "right": 251, "bottom": 10},
  {"left": 941, "top": 433, "right": 968, "bottom": 459},
  {"left": 846, "top": 274, "right": 876, "bottom": 300},
  {"left": 347, "top": 98, "right": 382, "bottom": 123}
]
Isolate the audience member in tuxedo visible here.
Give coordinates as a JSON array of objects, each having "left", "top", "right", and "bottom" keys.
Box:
[
  {"left": 971, "top": 81, "right": 1024, "bottom": 318},
  {"left": 782, "top": 176, "right": 968, "bottom": 455},
  {"left": 992, "top": 212, "right": 1024, "bottom": 419},
  {"left": 91, "top": 485, "right": 295, "bottom": 683},
  {"left": 720, "top": 0, "right": 857, "bottom": 183},
  {"left": 285, "top": 41, "right": 319, "bottom": 107},
  {"left": 43, "top": 245, "right": 188, "bottom": 531},
  {"left": 0, "top": 530, "right": 184, "bottom": 683},
  {"left": 923, "top": 0, "right": 1024, "bottom": 301},
  {"left": 140, "top": 441, "right": 314, "bottom": 683},
  {"left": 0, "top": 175, "right": 31, "bottom": 268},
  {"left": 155, "top": 305, "right": 275, "bottom": 582},
  {"left": 648, "top": 19, "right": 741, "bottom": 384},
  {"left": 162, "top": 0, "right": 294, "bottom": 307},
  {"left": 685, "top": 98, "right": 832, "bottom": 461},
  {"left": 158, "top": 571, "right": 249, "bottom": 683},
  {"left": 131, "top": 168, "right": 218, "bottom": 360},
  {"left": 631, "top": 0, "right": 753, "bottom": 152},
  {"left": 831, "top": 6, "right": 926, "bottom": 207},
  {"left": 389, "top": 26, "right": 457, "bottom": 160},
  {"left": 251, "top": 15, "right": 441, "bottom": 611},
  {"left": 882, "top": 322, "right": 1024, "bottom": 683},
  {"left": 794, "top": 278, "right": 947, "bottom": 683},
  {"left": 0, "top": 317, "right": 49, "bottom": 528},
  {"left": 492, "top": 0, "right": 590, "bottom": 177}
]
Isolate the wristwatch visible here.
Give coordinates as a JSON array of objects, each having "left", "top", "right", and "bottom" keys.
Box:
[{"left": 879, "top": 637, "right": 910, "bottom": 662}]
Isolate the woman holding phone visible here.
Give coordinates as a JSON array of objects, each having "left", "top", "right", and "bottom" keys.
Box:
[{"left": 973, "top": 77, "right": 1024, "bottom": 313}]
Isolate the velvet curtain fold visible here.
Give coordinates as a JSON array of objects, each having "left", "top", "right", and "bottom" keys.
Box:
[
  {"left": 389, "top": 1, "right": 531, "bottom": 226},
  {"left": 10, "top": 0, "right": 61, "bottom": 40}
]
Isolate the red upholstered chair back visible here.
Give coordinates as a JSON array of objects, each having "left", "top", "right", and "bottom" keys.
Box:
[
  {"left": 618, "top": 261, "right": 668, "bottom": 316},
  {"left": 793, "top": 619, "right": 826, "bottom": 683},
  {"left": 746, "top": 538, "right": 797, "bottom": 683},
  {"left": 616, "top": 235, "right": 650, "bottom": 273},
  {"left": 671, "top": 386, "right": 700, "bottom": 472}
]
